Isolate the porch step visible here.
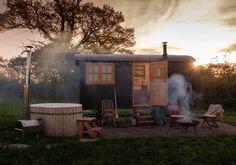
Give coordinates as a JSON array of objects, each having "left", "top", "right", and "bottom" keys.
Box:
[
  {"left": 137, "top": 120, "right": 156, "bottom": 126},
  {"left": 136, "top": 115, "right": 153, "bottom": 121},
  {"left": 136, "top": 115, "right": 156, "bottom": 126}
]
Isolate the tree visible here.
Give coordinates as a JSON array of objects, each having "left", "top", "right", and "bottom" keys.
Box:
[
  {"left": 7, "top": 55, "right": 26, "bottom": 82},
  {"left": 0, "top": 0, "right": 135, "bottom": 100},
  {"left": 0, "top": 56, "right": 8, "bottom": 79},
  {"left": 199, "top": 63, "right": 236, "bottom": 108},
  {"left": 0, "top": 0, "right": 135, "bottom": 54}
]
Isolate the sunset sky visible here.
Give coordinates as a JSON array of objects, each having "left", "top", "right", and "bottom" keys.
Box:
[{"left": 0, "top": 0, "right": 236, "bottom": 65}]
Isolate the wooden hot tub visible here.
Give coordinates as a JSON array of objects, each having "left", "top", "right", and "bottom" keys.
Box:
[{"left": 30, "top": 103, "right": 82, "bottom": 137}]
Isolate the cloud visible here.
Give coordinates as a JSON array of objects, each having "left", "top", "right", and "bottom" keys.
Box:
[
  {"left": 86, "top": 0, "right": 181, "bottom": 27},
  {"left": 218, "top": 0, "right": 236, "bottom": 14},
  {"left": 217, "top": 0, "right": 236, "bottom": 28},
  {"left": 222, "top": 18, "right": 236, "bottom": 27},
  {"left": 136, "top": 44, "right": 182, "bottom": 55},
  {"left": 219, "top": 43, "right": 236, "bottom": 53},
  {"left": 137, "top": 47, "right": 162, "bottom": 54}
]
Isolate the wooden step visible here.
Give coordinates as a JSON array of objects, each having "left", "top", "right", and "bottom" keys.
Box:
[
  {"left": 136, "top": 114, "right": 157, "bottom": 126},
  {"left": 137, "top": 120, "right": 156, "bottom": 126},
  {"left": 136, "top": 115, "right": 154, "bottom": 121}
]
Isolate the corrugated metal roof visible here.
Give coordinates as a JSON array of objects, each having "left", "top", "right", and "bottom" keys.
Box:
[{"left": 74, "top": 54, "right": 195, "bottom": 63}]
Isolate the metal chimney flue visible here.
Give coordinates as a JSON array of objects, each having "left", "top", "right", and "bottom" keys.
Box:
[{"left": 162, "top": 42, "right": 168, "bottom": 57}]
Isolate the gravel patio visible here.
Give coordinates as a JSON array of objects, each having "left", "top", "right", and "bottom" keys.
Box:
[{"left": 102, "top": 119, "right": 236, "bottom": 139}]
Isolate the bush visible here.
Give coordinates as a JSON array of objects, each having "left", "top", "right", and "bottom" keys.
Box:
[{"left": 199, "top": 63, "right": 236, "bottom": 109}]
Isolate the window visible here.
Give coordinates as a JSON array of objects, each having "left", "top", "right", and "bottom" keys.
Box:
[
  {"left": 86, "top": 63, "right": 115, "bottom": 84},
  {"left": 151, "top": 63, "right": 167, "bottom": 79}
]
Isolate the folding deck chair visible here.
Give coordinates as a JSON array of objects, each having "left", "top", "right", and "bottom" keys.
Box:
[{"left": 202, "top": 104, "right": 224, "bottom": 127}]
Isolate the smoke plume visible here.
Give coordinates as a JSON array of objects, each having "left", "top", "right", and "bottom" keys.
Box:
[{"left": 168, "top": 74, "right": 193, "bottom": 121}]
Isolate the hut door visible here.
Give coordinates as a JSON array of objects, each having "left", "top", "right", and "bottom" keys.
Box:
[
  {"left": 132, "top": 63, "right": 150, "bottom": 106},
  {"left": 150, "top": 61, "right": 168, "bottom": 106}
]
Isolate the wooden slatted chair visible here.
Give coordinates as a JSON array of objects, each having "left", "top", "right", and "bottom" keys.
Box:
[{"left": 101, "top": 99, "right": 115, "bottom": 126}]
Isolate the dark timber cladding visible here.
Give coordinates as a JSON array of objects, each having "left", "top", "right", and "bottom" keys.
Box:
[
  {"left": 75, "top": 54, "right": 196, "bottom": 110},
  {"left": 75, "top": 54, "right": 195, "bottom": 63}
]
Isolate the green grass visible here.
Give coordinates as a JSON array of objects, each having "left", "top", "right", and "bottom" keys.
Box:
[
  {"left": 0, "top": 97, "right": 24, "bottom": 129},
  {"left": 221, "top": 112, "right": 236, "bottom": 126},
  {"left": 1, "top": 135, "right": 236, "bottom": 165},
  {"left": 82, "top": 108, "right": 134, "bottom": 117}
]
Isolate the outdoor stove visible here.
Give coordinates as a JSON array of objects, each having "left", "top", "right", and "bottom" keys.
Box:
[
  {"left": 168, "top": 115, "right": 200, "bottom": 134},
  {"left": 176, "top": 119, "right": 199, "bottom": 133}
]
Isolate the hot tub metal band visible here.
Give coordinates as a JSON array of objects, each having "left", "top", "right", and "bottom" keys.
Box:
[{"left": 30, "top": 111, "right": 83, "bottom": 115}]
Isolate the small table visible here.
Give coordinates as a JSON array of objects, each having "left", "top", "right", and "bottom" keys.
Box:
[{"left": 77, "top": 117, "right": 102, "bottom": 139}]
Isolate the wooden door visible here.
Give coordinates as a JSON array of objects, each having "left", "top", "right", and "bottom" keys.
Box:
[
  {"left": 132, "top": 63, "right": 150, "bottom": 106},
  {"left": 150, "top": 61, "right": 168, "bottom": 106}
]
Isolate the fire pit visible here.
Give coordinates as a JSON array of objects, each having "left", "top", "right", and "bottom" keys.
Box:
[
  {"left": 176, "top": 119, "right": 200, "bottom": 133},
  {"left": 30, "top": 103, "right": 82, "bottom": 137}
]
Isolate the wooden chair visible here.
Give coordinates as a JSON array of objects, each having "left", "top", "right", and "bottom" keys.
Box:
[
  {"left": 202, "top": 104, "right": 224, "bottom": 128},
  {"left": 101, "top": 99, "right": 115, "bottom": 126}
]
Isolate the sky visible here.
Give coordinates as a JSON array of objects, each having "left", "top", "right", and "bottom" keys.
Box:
[{"left": 0, "top": 0, "right": 236, "bottom": 65}]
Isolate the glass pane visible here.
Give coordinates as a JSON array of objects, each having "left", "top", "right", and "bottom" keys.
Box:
[
  {"left": 107, "top": 65, "right": 112, "bottom": 73},
  {"left": 152, "top": 69, "right": 156, "bottom": 77},
  {"left": 93, "top": 74, "right": 98, "bottom": 81},
  {"left": 102, "top": 65, "right": 107, "bottom": 73},
  {"left": 87, "top": 74, "right": 93, "bottom": 82},
  {"left": 107, "top": 74, "right": 112, "bottom": 81},
  {"left": 102, "top": 74, "right": 107, "bottom": 81},
  {"left": 161, "top": 70, "right": 165, "bottom": 77},
  {"left": 87, "top": 66, "right": 93, "bottom": 73},
  {"left": 94, "top": 65, "right": 99, "bottom": 73},
  {"left": 156, "top": 69, "right": 161, "bottom": 77}
]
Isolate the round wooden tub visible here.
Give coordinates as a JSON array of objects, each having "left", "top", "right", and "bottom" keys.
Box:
[{"left": 30, "top": 103, "right": 82, "bottom": 137}]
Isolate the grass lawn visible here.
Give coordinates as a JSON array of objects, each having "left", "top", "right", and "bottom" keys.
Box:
[
  {"left": 0, "top": 135, "right": 236, "bottom": 165},
  {"left": 0, "top": 97, "right": 24, "bottom": 129}
]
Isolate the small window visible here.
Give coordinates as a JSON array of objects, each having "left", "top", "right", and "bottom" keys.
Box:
[
  {"left": 86, "top": 63, "right": 115, "bottom": 84},
  {"left": 151, "top": 65, "right": 166, "bottom": 78},
  {"left": 156, "top": 69, "right": 161, "bottom": 77}
]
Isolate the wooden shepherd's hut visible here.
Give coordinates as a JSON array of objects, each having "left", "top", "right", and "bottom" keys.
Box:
[{"left": 75, "top": 43, "right": 200, "bottom": 114}]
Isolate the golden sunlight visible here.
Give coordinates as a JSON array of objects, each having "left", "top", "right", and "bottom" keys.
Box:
[{"left": 193, "top": 61, "right": 200, "bottom": 67}]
